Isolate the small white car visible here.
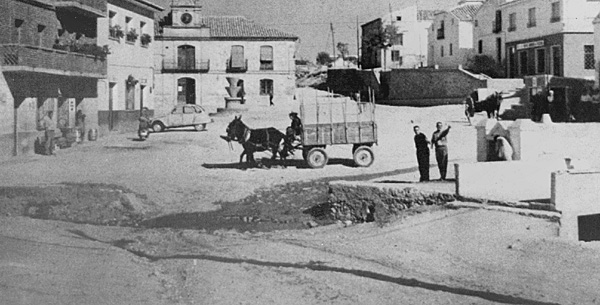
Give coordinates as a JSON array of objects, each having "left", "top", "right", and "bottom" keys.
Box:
[{"left": 151, "top": 104, "right": 212, "bottom": 132}]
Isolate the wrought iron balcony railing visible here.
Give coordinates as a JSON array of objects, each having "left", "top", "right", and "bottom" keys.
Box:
[
  {"left": 226, "top": 58, "right": 248, "bottom": 72},
  {"left": 162, "top": 59, "right": 210, "bottom": 73}
]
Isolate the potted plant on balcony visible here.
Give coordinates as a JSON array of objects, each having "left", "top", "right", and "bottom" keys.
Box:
[
  {"left": 126, "top": 29, "right": 138, "bottom": 43},
  {"left": 109, "top": 25, "right": 124, "bottom": 40},
  {"left": 140, "top": 33, "right": 152, "bottom": 47}
]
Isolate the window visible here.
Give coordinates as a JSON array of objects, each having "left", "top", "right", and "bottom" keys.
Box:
[
  {"left": 493, "top": 10, "right": 502, "bottom": 33},
  {"left": 478, "top": 40, "right": 483, "bottom": 54},
  {"left": 441, "top": 45, "right": 444, "bottom": 57},
  {"left": 230, "top": 45, "right": 245, "bottom": 69},
  {"left": 474, "top": 20, "right": 478, "bottom": 27},
  {"left": 260, "top": 46, "right": 273, "bottom": 70},
  {"left": 396, "top": 16, "right": 402, "bottom": 21},
  {"left": 37, "top": 24, "right": 45, "bottom": 46},
  {"left": 391, "top": 50, "right": 401, "bottom": 62},
  {"left": 109, "top": 11, "right": 116, "bottom": 26},
  {"left": 551, "top": 46, "right": 561, "bottom": 76},
  {"left": 519, "top": 51, "right": 528, "bottom": 75},
  {"left": 449, "top": 43, "right": 453, "bottom": 56},
  {"left": 584, "top": 45, "right": 595, "bottom": 70},
  {"left": 392, "top": 33, "right": 403, "bottom": 45},
  {"left": 260, "top": 79, "right": 273, "bottom": 95},
  {"left": 125, "top": 16, "right": 132, "bottom": 32},
  {"left": 183, "top": 106, "right": 195, "bottom": 114},
  {"left": 551, "top": 2, "right": 561, "bottom": 22},
  {"left": 527, "top": 8, "right": 536, "bottom": 28},
  {"left": 14, "top": 19, "right": 23, "bottom": 44},
  {"left": 140, "top": 21, "right": 146, "bottom": 35},
  {"left": 437, "top": 20, "right": 445, "bottom": 39},
  {"left": 535, "top": 48, "right": 545, "bottom": 74},
  {"left": 508, "top": 13, "right": 516, "bottom": 31}
]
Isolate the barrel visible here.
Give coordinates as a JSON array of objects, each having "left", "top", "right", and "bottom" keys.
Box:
[{"left": 88, "top": 128, "right": 98, "bottom": 141}]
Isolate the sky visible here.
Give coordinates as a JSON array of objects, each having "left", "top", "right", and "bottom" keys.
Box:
[{"left": 153, "top": 0, "right": 458, "bottom": 61}]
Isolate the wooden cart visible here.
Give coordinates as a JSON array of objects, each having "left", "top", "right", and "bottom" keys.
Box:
[{"left": 298, "top": 90, "right": 377, "bottom": 168}]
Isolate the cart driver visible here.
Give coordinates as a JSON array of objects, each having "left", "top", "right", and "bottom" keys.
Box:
[{"left": 284, "top": 112, "right": 303, "bottom": 156}]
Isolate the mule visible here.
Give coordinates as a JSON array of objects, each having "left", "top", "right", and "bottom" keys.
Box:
[
  {"left": 465, "top": 91, "right": 504, "bottom": 124},
  {"left": 224, "top": 116, "right": 287, "bottom": 165}
]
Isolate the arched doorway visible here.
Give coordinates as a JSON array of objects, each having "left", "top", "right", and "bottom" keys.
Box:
[{"left": 177, "top": 77, "right": 195, "bottom": 104}]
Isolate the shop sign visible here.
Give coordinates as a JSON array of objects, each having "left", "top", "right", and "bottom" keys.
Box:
[{"left": 516, "top": 40, "right": 544, "bottom": 50}]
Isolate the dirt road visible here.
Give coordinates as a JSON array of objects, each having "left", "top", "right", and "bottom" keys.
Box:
[{"left": 1, "top": 99, "right": 600, "bottom": 304}]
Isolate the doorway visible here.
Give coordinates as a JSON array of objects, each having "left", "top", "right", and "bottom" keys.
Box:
[
  {"left": 578, "top": 213, "right": 600, "bottom": 241},
  {"left": 177, "top": 78, "right": 195, "bottom": 104}
]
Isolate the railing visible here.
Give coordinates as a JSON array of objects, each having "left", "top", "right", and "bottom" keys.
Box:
[
  {"left": 550, "top": 16, "right": 561, "bottom": 23},
  {"left": 436, "top": 29, "right": 445, "bottom": 40},
  {"left": 492, "top": 21, "right": 502, "bottom": 33},
  {"left": 53, "top": 0, "right": 107, "bottom": 17},
  {"left": 508, "top": 26, "right": 516, "bottom": 32},
  {"left": 260, "top": 61, "right": 274, "bottom": 71},
  {"left": 0, "top": 44, "right": 106, "bottom": 77},
  {"left": 162, "top": 59, "right": 210, "bottom": 72},
  {"left": 226, "top": 59, "right": 248, "bottom": 72},
  {"left": 527, "top": 21, "right": 536, "bottom": 28}
]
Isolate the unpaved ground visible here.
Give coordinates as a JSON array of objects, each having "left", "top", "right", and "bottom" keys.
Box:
[{"left": 1, "top": 98, "right": 600, "bottom": 304}]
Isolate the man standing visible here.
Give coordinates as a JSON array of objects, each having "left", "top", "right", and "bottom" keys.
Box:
[
  {"left": 269, "top": 92, "right": 274, "bottom": 106},
  {"left": 431, "top": 122, "right": 451, "bottom": 180},
  {"left": 39, "top": 111, "right": 56, "bottom": 156},
  {"left": 413, "top": 126, "right": 430, "bottom": 182}
]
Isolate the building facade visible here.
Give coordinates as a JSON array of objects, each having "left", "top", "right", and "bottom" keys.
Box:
[
  {"left": 471, "top": 0, "right": 507, "bottom": 67},
  {"left": 97, "top": 0, "right": 163, "bottom": 134},
  {"left": 154, "top": 0, "right": 298, "bottom": 115},
  {"left": 0, "top": 0, "right": 107, "bottom": 157},
  {"left": 361, "top": 6, "right": 437, "bottom": 70},
  {"left": 427, "top": 0, "right": 483, "bottom": 68},
  {"left": 501, "top": 0, "right": 600, "bottom": 79}
]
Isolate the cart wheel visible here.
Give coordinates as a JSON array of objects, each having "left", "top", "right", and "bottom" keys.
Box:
[
  {"left": 353, "top": 146, "right": 374, "bottom": 167},
  {"left": 306, "top": 148, "right": 328, "bottom": 169}
]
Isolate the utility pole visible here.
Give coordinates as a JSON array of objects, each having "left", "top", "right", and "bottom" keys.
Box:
[{"left": 330, "top": 22, "right": 336, "bottom": 60}]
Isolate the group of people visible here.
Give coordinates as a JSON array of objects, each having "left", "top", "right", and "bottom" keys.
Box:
[{"left": 413, "top": 122, "right": 451, "bottom": 182}]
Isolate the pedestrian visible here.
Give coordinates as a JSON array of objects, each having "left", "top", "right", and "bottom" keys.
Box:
[
  {"left": 39, "top": 110, "right": 56, "bottom": 156},
  {"left": 76, "top": 109, "right": 86, "bottom": 142},
  {"left": 431, "top": 122, "right": 451, "bottom": 180},
  {"left": 138, "top": 107, "right": 151, "bottom": 139},
  {"left": 413, "top": 125, "right": 430, "bottom": 182},
  {"left": 269, "top": 92, "right": 274, "bottom": 106}
]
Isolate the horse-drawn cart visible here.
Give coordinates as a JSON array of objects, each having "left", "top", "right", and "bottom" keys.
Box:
[{"left": 298, "top": 91, "right": 377, "bottom": 168}]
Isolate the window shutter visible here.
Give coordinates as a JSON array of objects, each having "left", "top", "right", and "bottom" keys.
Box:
[
  {"left": 231, "top": 45, "right": 245, "bottom": 68},
  {"left": 260, "top": 46, "right": 273, "bottom": 61}
]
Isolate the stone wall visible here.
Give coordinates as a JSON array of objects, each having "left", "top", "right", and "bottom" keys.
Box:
[{"left": 328, "top": 181, "right": 455, "bottom": 222}]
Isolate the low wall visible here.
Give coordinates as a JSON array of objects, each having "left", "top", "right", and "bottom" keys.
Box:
[
  {"left": 552, "top": 170, "right": 600, "bottom": 241},
  {"left": 455, "top": 159, "right": 567, "bottom": 204},
  {"left": 328, "top": 181, "right": 455, "bottom": 222}
]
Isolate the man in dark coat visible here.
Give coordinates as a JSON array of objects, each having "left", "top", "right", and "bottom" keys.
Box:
[
  {"left": 431, "top": 122, "right": 451, "bottom": 180},
  {"left": 413, "top": 126, "right": 430, "bottom": 182}
]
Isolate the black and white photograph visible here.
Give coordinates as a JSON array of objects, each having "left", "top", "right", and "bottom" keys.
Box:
[{"left": 1, "top": 0, "right": 600, "bottom": 303}]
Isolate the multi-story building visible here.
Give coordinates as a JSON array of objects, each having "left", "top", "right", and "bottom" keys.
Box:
[
  {"left": 154, "top": 0, "right": 298, "bottom": 114},
  {"left": 427, "top": 0, "right": 483, "bottom": 68},
  {"left": 361, "top": 6, "right": 437, "bottom": 70},
  {"left": 594, "top": 11, "right": 600, "bottom": 87},
  {"left": 97, "top": 0, "right": 163, "bottom": 134},
  {"left": 502, "top": 0, "right": 600, "bottom": 79},
  {"left": 0, "top": 0, "right": 107, "bottom": 157},
  {"left": 471, "top": 0, "right": 507, "bottom": 67}
]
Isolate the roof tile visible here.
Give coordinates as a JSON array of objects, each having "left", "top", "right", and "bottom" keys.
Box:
[{"left": 199, "top": 16, "right": 298, "bottom": 39}]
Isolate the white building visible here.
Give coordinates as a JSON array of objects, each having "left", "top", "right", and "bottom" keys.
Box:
[
  {"left": 97, "top": 0, "right": 164, "bottom": 133},
  {"left": 594, "top": 11, "right": 600, "bottom": 87},
  {"left": 501, "top": 0, "right": 600, "bottom": 79},
  {"left": 427, "top": 0, "right": 483, "bottom": 68},
  {"left": 471, "top": 0, "right": 507, "bottom": 66},
  {"left": 154, "top": 0, "right": 298, "bottom": 114}
]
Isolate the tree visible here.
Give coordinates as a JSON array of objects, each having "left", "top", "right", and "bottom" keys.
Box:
[
  {"left": 336, "top": 42, "right": 349, "bottom": 59},
  {"left": 316, "top": 52, "right": 332, "bottom": 65},
  {"left": 466, "top": 55, "right": 505, "bottom": 78}
]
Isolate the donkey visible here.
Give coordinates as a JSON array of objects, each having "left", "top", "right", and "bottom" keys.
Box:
[
  {"left": 224, "top": 116, "right": 287, "bottom": 165},
  {"left": 465, "top": 91, "right": 504, "bottom": 124}
]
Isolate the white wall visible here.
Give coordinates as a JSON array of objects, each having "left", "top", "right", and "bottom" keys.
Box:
[
  {"left": 428, "top": 12, "right": 474, "bottom": 68},
  {"left": 472, "top": 0, "right": 505, "bottom": 63},
  {"left": 381, "top": 6, "right": 432, "bottom": 69}
]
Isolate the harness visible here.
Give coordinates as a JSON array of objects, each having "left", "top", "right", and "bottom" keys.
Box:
[{"left": 236, "top": 123, "right": 271, "bottom": 150}]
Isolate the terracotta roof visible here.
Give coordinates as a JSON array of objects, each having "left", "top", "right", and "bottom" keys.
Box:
[
  {"left": 450, "top": 3, "right": 482, "bottom": 21},
  {"left": 199, "top": 16, "right": 298, "bottom": 39}
]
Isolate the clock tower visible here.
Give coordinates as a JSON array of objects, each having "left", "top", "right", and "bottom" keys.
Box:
[{"left": 171, "top": 0, "right": 202, "bottom": 27}]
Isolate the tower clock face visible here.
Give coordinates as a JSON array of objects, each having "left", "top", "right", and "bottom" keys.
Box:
[{"left": 181, "top": 13, "right": 192, "bottom": 24}]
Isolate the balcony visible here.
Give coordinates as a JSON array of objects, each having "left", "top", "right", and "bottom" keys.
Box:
[
  {"left": 550, "top": 16, "right": 561, "bottom": 23},
  {"left": 226, "top": 59, "right": 248, "bottom": 72},
  {"left": 508, "top": 26, "right": 516, "bottom": 32},
  {"left": 0, "top": 44, "right": 106, "bottom": 78},
  {"left": 436, "top": 29, "right": 445, "bottom": 40},
  {"left": 54, "top": 0, "right": 106, "bottom": 18},
  {"left": 162, "top": 59, "right": 210, "bottom": 73},
  {"left": 492, "top": 21, "right": 502, "bottom": 34}
]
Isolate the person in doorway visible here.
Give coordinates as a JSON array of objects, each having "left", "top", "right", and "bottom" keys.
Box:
[
  {"left": 39, "top": 111, "right": 56, "bottom": 156},
  {"left": 269, "top": 92, "right": 274, "bottom": 106},
  {"left": 431, "top": 122, "right": 451, "bottom": 180},
  {"left": 413, "top": 125, "right": 430, "bottom": 182},
  {"left": 76, "top": 109, "right": 86, "bottom": 142},
  {"left": 494, "top": 135, "right": 513, "bottom": 161}
]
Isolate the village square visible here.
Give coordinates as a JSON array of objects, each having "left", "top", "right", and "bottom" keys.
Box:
[{"left": 2, "top": 0, "right": 600, "bottom": 304}]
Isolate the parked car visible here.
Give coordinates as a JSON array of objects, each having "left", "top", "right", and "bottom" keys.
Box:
[{"left": 151, "top": 104, "right": 212, "bottom": 132}]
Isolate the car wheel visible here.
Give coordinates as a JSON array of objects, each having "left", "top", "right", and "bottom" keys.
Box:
[
  {"left": 152, "top": 122, "right": 165, "bottom": 133},
  {"left": 194, "top": 123, "right": 207, "bottom": 131}
]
